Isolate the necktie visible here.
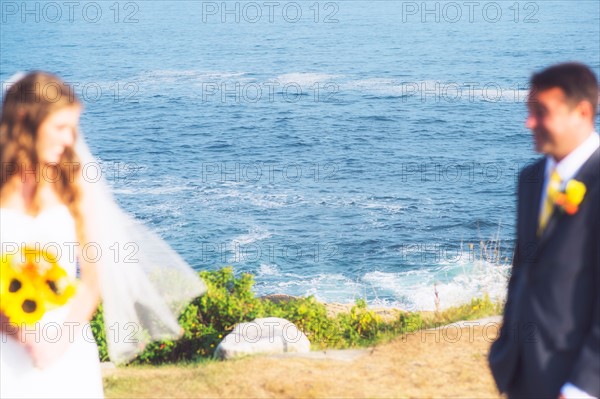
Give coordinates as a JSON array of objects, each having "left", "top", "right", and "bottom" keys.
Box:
[{"left": 538, "top": 170, "right": 562, "bottom": 235}]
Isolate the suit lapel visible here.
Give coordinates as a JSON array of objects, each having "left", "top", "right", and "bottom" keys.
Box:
[
  {"left": 538, "top": 202, "right": 562, "bottom": 245},
  {"left": 575, "top": 147, "right": 600, "bottom": 185},
  {"left": 523, "top": 161, "right": 545, "bottom": 246}
]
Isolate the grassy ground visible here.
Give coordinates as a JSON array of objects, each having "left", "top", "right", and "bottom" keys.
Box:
[{"left": 103, "top": 319, "right": 503, "bottom": 398}]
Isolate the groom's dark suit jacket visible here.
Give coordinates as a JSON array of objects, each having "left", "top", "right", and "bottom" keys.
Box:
[{"left": 489, "top": 148, "right": 600, "bottom": 398}]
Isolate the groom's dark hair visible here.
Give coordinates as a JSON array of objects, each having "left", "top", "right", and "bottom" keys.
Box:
[{"left": 531, "top": 62, "right": 599, "bottom": 118}]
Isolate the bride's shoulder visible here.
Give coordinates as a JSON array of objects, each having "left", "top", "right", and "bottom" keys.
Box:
[
  {"left": 0, "top": 204, "right": 69, "bottom": 218},
  {"left": 0, "top": 186, "right": 70, "bottom": 218}
]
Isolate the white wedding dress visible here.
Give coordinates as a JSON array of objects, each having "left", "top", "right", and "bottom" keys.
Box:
[{"left": 0, "top": 206, "right": 104, "bottom": 399}]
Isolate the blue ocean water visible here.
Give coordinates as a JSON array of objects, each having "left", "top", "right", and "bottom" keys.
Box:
[{"left": 1, "top": 1, "right": 599, "bottom": 310}]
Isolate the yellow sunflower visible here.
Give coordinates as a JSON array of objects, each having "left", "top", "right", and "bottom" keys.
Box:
[
  {"left": 1, "top": 278, "right": 46, "bottom": 325},
  {"left": 42, "top": 263, "right": 77, "bottom": 306},
  {"left": 0, "top": 253, "right": 17, "bottom": 296},
  {"left": 1, "top": 253, "right": 21, "bottom": 316}
]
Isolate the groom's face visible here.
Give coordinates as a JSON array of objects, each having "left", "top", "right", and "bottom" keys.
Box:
[{"left": 525, "top": 87, "right": 581, "bottom": 159}]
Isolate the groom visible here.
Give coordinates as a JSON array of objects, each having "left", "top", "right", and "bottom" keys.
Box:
[{"left": 489, "top": 63, "right": 599, "bottom": 398}]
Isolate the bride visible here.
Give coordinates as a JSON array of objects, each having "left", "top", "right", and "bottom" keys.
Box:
[{"left": 0, "top": 72, "right": 206, "bottom": 398}]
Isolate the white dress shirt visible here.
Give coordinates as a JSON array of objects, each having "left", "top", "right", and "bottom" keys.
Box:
[{"left": 540, "top": 131, "right": 600, "bottom": 218}]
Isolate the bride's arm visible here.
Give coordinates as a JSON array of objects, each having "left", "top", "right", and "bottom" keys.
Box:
[
  {"left": 19, "top": 253, "right": 100, "bottom": 368},
  {"left": 0, "top": 311, "right": 16, "bottom": 334},
  {"left": 21, "top": 177, "right": 102, "bottom": 367},
  {"left": 57, "top": 171, "right": 102, "bottom": 327},
  {"left": 64, "top": 255, "right": 101, "bottom": 325},
  {"left": 3, "top": 253, "right": 101, "bottom": 367}
]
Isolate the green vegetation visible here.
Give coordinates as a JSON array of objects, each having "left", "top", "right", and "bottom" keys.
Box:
[{"left": 91, "top": 267, "right": 503, "bottom": 364}]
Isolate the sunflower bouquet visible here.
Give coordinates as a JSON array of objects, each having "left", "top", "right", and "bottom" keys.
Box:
[{"left": 0, "top": 246, "right": 77, "bottom": 325}]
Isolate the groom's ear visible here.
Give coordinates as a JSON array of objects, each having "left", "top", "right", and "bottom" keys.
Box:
[{"left": 572, "top": 99, "right": 595, "bottom": 122}]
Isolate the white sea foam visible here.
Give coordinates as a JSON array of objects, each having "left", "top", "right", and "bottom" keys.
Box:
[
  {"left": 254, "top": 272, "right": 363, "bottom": 303},
  {"left": 196, "top": 186, "right": 297, "bottom": 209},
  {"left": 275, "top": 72, "right": 342, "bottom": 87},
  {"left": 363, "top": 259, "right": 509, "bottom": 311},
  {"left": 230, "top": 228, "right": 272, "bottom": 247},
  {"left": 340, "top": 78, "right": 529, "bottom": 103},
  {"left": 257, "top": 263, "right": 281, "bottom": 277},
  {"left": 361, "top": 201, "right": 405, "bottom": 213},
  {"left": 246, "top": 193, "right": 291, "bottom": 208},
  {"left": 116, "top": 70, "right": 529, "bottom": 103},
  {"left": 112, "top": 185, "right": 194, "bottom": 195},
  {"left": 253, "top": 256, "right": 509, "bottom": 311},
  {"left": 341, "top": 78, "right": 406, "bottom": 96},
  {"left": 137, "top": 69, "right": 249, "bottom": 83}
]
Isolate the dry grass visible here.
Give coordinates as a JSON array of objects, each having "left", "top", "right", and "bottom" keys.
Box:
[{"left": 103, "top": 321, "right": 503, "bottom": 398}]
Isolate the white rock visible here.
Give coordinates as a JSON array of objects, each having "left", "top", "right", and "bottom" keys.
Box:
[{"left": 214, "top": 317, "right": 311, "bottom": 360}]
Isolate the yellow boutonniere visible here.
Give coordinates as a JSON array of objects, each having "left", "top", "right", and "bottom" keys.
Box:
[{"left": 553, "top": 179, "right": 587, "bottom": 215}]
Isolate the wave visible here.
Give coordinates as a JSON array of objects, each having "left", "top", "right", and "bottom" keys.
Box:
[
  {"left": 252, "top": 257, "right": 509, "bottom": 312},
  {"left": 363, "top": 259, "right": 509, "bottom": 311},
  {"left": 105, "top": 69, "right": 530, "bottom": 104},
  {"left": 275, "top": 72, "right": 342, "bottom": 86},
  {"left": 257, "top": 263, "right": 282, "bottom": 277},
  {"left": 341, "top": 79, "right": 528, "bottom": 103},
  {"left": 112, "top": 185, "right": 194, "bottom": 195},
  {"left": 230, "top": 227, "right": 273, "bottom": 247},
  {"left": 136, "top": 69, "right": 249, "bottom": 83},
  {"left": 255, "top": 272, "right": 364, "bottom": 303}
]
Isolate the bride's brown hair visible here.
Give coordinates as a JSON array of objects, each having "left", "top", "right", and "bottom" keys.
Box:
[{"left": 0, "top": 71, "right": 86, "bottom": 243}]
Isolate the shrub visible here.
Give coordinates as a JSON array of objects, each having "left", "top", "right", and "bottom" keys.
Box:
[
  {"left": 90, "top": 303, "right": 109, "bottom": 362},
  {"left": 90, "top": 267, "right": 502, "bottom": 364}
]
